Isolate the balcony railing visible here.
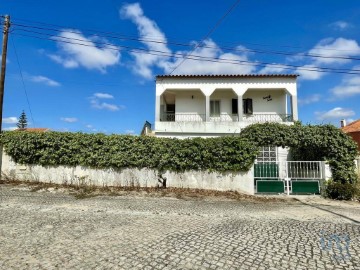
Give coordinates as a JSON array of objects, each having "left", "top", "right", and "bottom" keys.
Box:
[
  {"left": 160, "top": 113, "right": 205, "bottom": 122},
  {"left": 160, "top": 113, "right": 293, "bottom": 123},
  {"left": 209, "top": 113, "right": 238, "bottom": 122},
  {"left": 243, "top": 114, "right": 293, "bottom": 123}
]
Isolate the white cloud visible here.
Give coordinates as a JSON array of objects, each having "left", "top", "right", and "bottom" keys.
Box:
[
  {"left": 125, "top": 129, "right": 135, "bottom": 134},
  {"left": 298, "top": 94, "right": 322, "bottom": 105},
  {"left": 120, "top": 3, "right": 171, "bottom": 79},
  {"left": 315, "top": 107, "right": 355, "bottom": 120},
  {"left": 60, "top": 117, "right": 78, "bottom": 123},
  {"left": 85, "top": 124, "right": 93, "bottom": 129},
  {"left": 49, "top": 30, "right": 120, "bottom": 73},
  {"left": 3, "top": 126, "right": 18, "bottom": 131},
  {"left": 30, "top": 75, "right": 61, "bottom": 87},
  {"left": 93, "top": 93, "right": 114, "bottom": 99},
  {"left": 259, "top": 64, "right": 287, "bottom": 74},
  {"left": 3, "top": 117, "right": 18, "bottom": 124},
  {"left": 330, "top": 21, "right": 353, "bottom": 31},
  {"left": 89, "top": 93, "right": 124, "bottom": 112},
  {"left": 330, "top": 67, "right": 360, "bottom": 98},
  {"left": 165, "top": 40, "right": 256, "bottom": 75},
  {"left": 120, "top": 3, "right": 256, "bottom": 78},
  {"left": 296, "top": 65, "right": 325, "bottom": 80},
  {"left": 309, "top": 38, "right": 360, "bottom": 65}
]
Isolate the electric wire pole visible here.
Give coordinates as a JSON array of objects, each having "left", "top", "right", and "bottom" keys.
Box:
[
  {"left": 0, "top": 15, "right": 11, "bottom": 179},
  {"left": 0, "top": 15, "right": 10, "bottom": 132}
]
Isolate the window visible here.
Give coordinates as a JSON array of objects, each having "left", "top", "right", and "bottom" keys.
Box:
[
  {"left": 257, "top": 146, "right": 277, "bottom": 162},
  {"left": 231, "top": 99, "right": 253, "bottom": 114},
  {"left": 243, "top": 98, "right": 253, "bottom": 114},
  {"left": 210, "top": 100, "right": 220, "bottom": 116},
  {"left": 166, "top": 104, "right": 175, "bottom": 112},
  {"left": 232, "top": 99, "right": 238, "bottom": 114}
]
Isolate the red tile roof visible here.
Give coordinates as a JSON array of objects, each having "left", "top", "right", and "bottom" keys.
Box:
[
  {"left": 15, "top": 128, "right": 50, "bottom": 132},
  {"left": 342, "top": 119, "right": 360, "bottom": 133},
  {"left": 156, "top": 74, "right": 298, "bottom": 79}
]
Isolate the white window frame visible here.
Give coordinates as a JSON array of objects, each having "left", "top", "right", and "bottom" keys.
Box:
[
  {"left": 257, "top": 146, "right": 277, "bottom": 162},
  {"left": 210, "top": 100, "right": 220, "bottom": 117}
]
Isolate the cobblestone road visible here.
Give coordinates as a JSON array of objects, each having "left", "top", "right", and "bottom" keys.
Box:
[{"left": 0, "top": 185, "right": 359, "bottom": 270}]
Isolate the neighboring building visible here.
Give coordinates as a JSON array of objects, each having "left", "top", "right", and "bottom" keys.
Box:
[
  {"left": 140, "top": 121, "right": 154, "bottom": 136},
  {"left": 341, "top": 119, "right": 360, "bottom": 152},
  {"left": 154, "top": 74, "right": 298, "bottom": 138},
  {"left": 341, "top": 119, "right": 360, "bottom": 174},
  {"left": 15, "top": 128, "right": 50, "bottom": 132}
]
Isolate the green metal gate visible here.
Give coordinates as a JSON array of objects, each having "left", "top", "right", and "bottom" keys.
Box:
[{"left": 255, "top": 161, "right": 322, "bottom": 194}]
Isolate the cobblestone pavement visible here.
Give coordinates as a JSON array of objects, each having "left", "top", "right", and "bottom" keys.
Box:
[{"left": 0, "top": 185, "right": 359, "bottom": 270}]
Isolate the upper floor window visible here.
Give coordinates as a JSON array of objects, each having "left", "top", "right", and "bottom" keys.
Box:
[
  {"left": 232, "top": 98, "right": 253, "bottom": 114},
  {"left": 210, "top": 100, "right": 220, "bottom": 116}
]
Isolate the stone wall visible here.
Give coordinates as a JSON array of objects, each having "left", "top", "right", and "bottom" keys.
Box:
[{"left": 1, "top": 152, "right": 255, "bottom": 195}]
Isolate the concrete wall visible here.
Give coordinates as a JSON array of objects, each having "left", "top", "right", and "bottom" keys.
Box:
[{"left": 1, "top": 152, "right": 255, "bottom": 195}]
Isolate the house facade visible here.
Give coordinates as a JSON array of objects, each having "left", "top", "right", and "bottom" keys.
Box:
[
  {"left": 154, "top": 74, "right": 298, "bottom": 138},
  {"left": 150, "top": 74, "right": 327, "bottom": 194}
]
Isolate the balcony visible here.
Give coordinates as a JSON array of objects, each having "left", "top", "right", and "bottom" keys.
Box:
[{"left": 160, "top": 113, "right": 293, "bottom": 123}]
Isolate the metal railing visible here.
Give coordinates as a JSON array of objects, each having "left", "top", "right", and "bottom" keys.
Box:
[
  {"left": 160, "top": 113, "right": 205, "bottom": 122},
  {"left": 244, "top": 114, "right": 293, "bottom": 123},
  {"left": 287, "top": 161, "right": 322, "bottom": 179},
  {"left": 209, "top": 113, "right": 238, "bottom": 122},
  {"left": 254, "top": 161, "right": 323, "bottom": 179},
  {"left": 254, "top": 161, "right": 282, "bottom": 179},
  {"left": 160, "top": 113, "right": 293, "bottom": 123}
]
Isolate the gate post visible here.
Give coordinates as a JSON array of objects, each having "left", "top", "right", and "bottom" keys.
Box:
[{"left": 285, "top": 177, "right": 290, "bottom": 195}]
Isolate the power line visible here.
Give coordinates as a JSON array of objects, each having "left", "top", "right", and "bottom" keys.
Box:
[
  {"left": 10, "top": 36, "right": 36, "bottom": 127},
  {"left": 10, "top": 21, "right": 360, "bottom": 63},
  {"left": 10, "top": 31, "right": 360, "bottom": 75},
  {"left": 169, "top": 0, "right": 242, "bottom": 74},
  {"left": 9, "top": 17, "right": 360, "bottom": 53}
]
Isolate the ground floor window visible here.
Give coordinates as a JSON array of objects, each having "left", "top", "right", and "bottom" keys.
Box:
[{"left": 257, "top": 146, "right": 277, "bottom": 162}]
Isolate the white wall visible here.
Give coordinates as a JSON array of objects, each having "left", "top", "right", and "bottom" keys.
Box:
[
  {"left": 175, "top": 91, "right": 205, "bottom": 115},
  {"left": 243, "top": 90, "right": 286, "bottom": 114},
  {"left": 1, "top": 152, "right": 255, "bottom": 195}
]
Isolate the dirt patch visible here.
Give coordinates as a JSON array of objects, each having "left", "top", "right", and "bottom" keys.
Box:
[{"left": 0, "top": 179, "right": 294, "bottom": 203}]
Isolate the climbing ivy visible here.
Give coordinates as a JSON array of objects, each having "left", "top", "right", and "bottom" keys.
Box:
[
  {"left": 0, "top": 131, "right": 258, "bottom": 173},
  {"left": 240, "top": 122, "right": 358, "bottom": 184}
]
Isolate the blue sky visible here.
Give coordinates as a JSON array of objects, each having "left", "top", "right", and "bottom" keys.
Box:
[{"left": 1, "top": 0, "right": 360, "bottom": 134}]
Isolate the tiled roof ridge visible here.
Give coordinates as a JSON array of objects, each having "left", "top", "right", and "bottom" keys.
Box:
[
  {"left": 156, "top": 74, "right": 298, "bottom": 78},
  {"left": 342, "top": 119, "right": 360, "bottom": 133}
]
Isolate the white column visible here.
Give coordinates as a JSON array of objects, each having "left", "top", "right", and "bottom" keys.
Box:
[
  {"left": 291, "top": 95, "right": 298, "bottom": 121},
  {"left": 205, "top": 95, "right": 210, "bottom": 122},
  {"left": 237, "top": 95, "right": 243, "bottom": 122},
  {"left": 155, "top": 95, "right": 161, "bottom": 122}
]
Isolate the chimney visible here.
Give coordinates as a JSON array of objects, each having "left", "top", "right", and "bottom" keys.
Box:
[{"left": 340, "top": 119, "right": 346, "bottom": 128}]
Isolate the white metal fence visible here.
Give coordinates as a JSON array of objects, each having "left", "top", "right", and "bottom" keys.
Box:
[{"left": 254, "top": 161, "right": 323, "bottom": 179}]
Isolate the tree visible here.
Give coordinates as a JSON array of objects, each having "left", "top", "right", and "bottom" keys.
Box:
[{"left": 17, "top": 110, "right": 28, "bottom": 129}]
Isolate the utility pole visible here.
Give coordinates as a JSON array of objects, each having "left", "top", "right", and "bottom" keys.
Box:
[
  {"left": 0, "top": 15, "right": 10, "bottom": 133},
  {"left": 0, "top": 15, "right": 10, "bottom": 179}
]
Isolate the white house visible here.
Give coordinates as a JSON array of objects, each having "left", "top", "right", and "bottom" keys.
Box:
[
  {"left": 150, "top": 74, "right": 327, "bottom": 194},
  {"left": 154, "top": 74, "right": 298, "bottom": 138}
]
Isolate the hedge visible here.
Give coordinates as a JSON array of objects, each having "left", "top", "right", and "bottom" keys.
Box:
[
  {"left": 240, "top": 122, "right": 358, "bottom": 184},
  {"left": 0, "top": 131, "right": 259, "bottom": 173}
]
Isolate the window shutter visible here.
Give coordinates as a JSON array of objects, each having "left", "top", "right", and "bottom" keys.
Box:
[
  {"left": 232, "top": 99, "right": 238, "bottom": 114},
  {"left": 246, "top": 99, "right": 253, "bottom": 114}
]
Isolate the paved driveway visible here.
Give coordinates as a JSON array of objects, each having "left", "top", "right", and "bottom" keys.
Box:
[{"left": 0, "top": 185, "right": 359, "bottom": 270}]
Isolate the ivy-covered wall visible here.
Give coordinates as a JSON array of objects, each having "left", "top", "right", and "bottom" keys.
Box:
[
  {"left": 0, "top": 131, "right": 258, "bottom": 173},
  {"left": 240, "top": 122, "right": 358, "bottom": 184},
  {"left": 1, "top": 122, "right": 357, "bottom": 185}
]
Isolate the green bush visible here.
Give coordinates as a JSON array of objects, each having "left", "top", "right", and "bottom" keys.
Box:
[
  {"left": 241, "top": 122, "right": 358, "bottom": 184},
  {"left": 0, "top": 131, "right": 258, "bottom": 173},
  {"left": 324, "top": 180, "right": 357, "bottom": 200}
]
